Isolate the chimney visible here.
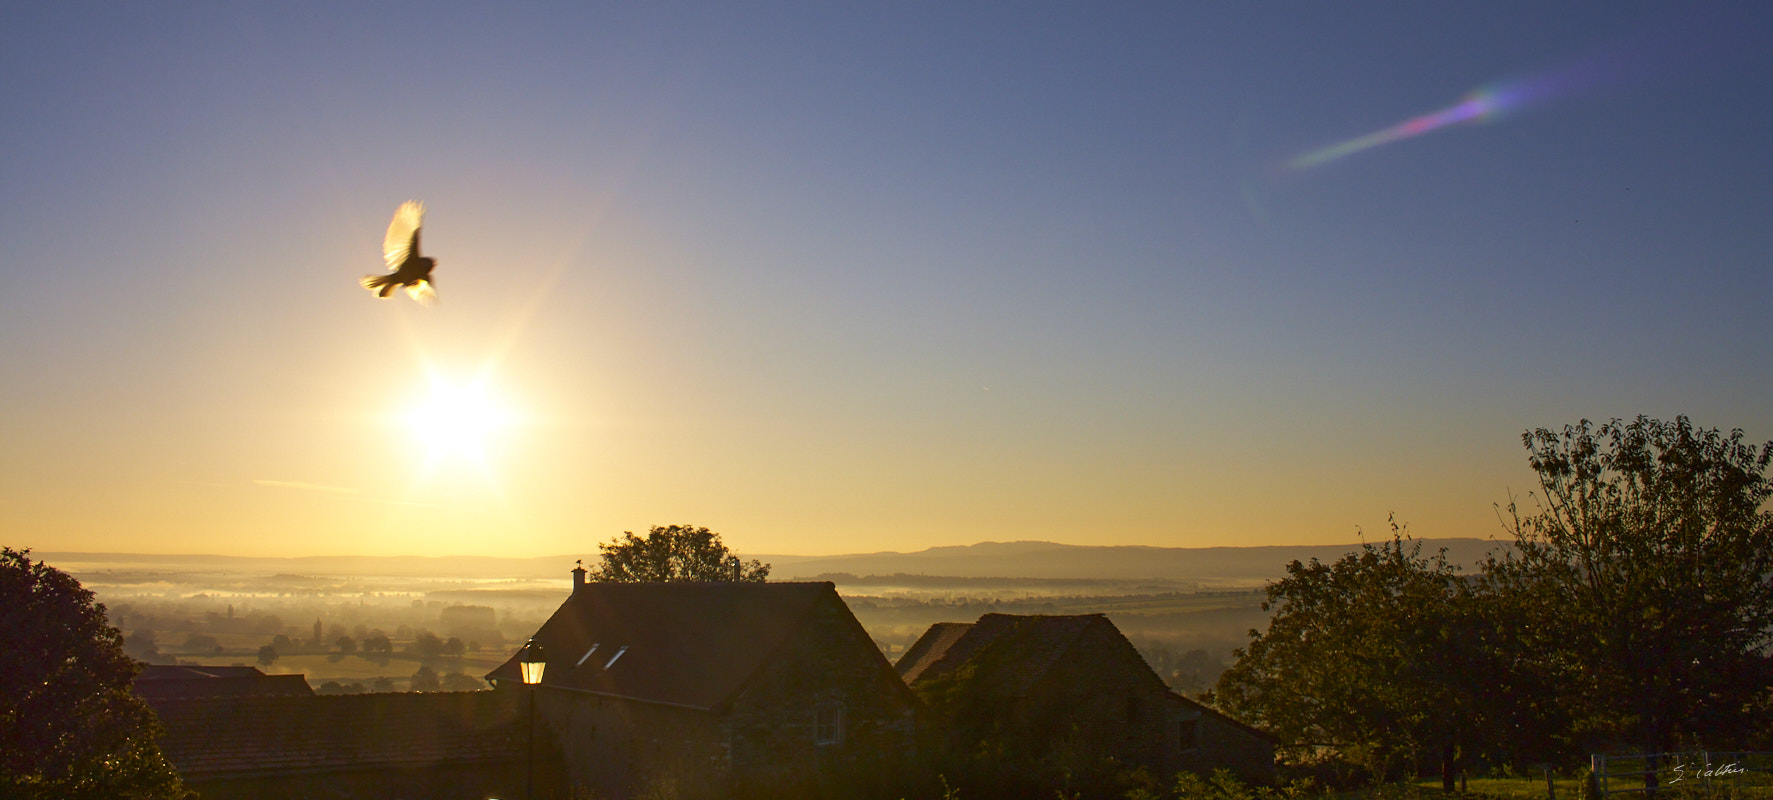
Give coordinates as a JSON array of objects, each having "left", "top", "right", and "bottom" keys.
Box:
[{"left": 572, "top": 559, "right": 587, "bottom": 594}]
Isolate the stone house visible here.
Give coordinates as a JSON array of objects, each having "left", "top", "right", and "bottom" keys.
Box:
[
  {"left": 144, "top": 689, "right": 564, "bottom": 800},
  {"left": 486, "top": 573, "right": 919, "bottom": 799},
  {"left": 898, "top": 613, "right": 1275, "bottom": 790}
]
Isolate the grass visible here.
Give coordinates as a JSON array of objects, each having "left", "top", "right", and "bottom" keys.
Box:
[{"left": 1410, "top": 773, "right": 1773, "bottom": 800}]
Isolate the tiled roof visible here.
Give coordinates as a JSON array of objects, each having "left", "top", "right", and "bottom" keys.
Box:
[
  {"left": 134, "top": 664, "right": 315, "bottom": 700},
  {"left": 485, "top": 582, "right": 836, "bottom": 710},
  {"left": 898, "top": 613, "right": 1276, "bottom": 741},
  {"left": 146, "top": 691, "right": 526, "bottom": 778},
  {"left": 894, "top": 622, "right": 975, "bottom": 684},
  {"left": 898, "top": 613, "right": 1102, "bottom": 696}
]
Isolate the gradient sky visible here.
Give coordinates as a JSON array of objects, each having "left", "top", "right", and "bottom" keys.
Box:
[{"left": 4, "top": 3, "right": 1771, "bottom": 558}]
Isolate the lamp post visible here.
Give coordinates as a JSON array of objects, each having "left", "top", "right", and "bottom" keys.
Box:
[{"left": 518, "top": 638, "right": 546, "bottom": 800}]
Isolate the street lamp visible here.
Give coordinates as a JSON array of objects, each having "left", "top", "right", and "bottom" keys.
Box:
[{"left": 518, "top": 639, "right": 545, "bottom": 800}]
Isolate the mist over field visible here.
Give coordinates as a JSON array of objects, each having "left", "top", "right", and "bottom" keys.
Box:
[{"left": 41, "top": 538, "right": 1505, "bottom": 696}]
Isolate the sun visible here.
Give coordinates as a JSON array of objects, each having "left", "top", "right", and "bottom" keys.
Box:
[{"left": 405, "top": 376, "right": 513, "bottom": 466}]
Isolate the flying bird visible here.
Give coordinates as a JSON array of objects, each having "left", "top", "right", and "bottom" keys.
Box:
[{"left": 361, "top": 200, "right": 437, "bottom": 304}]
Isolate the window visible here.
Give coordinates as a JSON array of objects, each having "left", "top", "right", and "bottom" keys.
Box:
[
  {"left": 604, "top": 645, "right": 629, "bottom": 669},
  {"left": 575, "top": 643, "right": 600, "bottom": 667},
  {"left": 815, "top": 700, "right": 845, "bottom": 746},
  {"left": 1178, "top": 718, "right": 1199, "bottom": 752}
]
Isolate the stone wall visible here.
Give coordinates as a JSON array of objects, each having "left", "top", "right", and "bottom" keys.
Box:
[{"left": 724, "top": 593, "right": 919, "bottom": 797}]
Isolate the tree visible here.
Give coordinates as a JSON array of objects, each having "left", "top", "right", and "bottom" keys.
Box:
[
  {"left": 588, "top": 524, "right": 770, "bottom": 582},
  {"left": 409, "top": 665, "right": 440, "bottom": 692},
  {"left": 362, "top": 632, "right": 393, "bottom": 654},
  {"left": 123, "top": 629, "right": 160, "bottom": 662},
  {"left": 256, "top": 644, "right": 278, "bottom": 667},
  {"left": 0, "top": 547, "right": 193, "bottom": 799},
  {"left": 1214, "top": 530, "right": 1484, "bottom": 785},
  {"left": 1489, "top": 416, "right": 1773, "bottom": 762}
]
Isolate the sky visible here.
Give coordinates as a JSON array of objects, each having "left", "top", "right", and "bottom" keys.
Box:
[{"left": 4, "top": 3, "right": 1771, "bottom": 559}]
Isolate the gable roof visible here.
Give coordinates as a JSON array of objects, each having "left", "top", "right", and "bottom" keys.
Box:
[
  {"left": 134, "top": 664, "right": 315, "bottom": 700},
  {"left": 896, "top": 613, "right": 1107, "bottom": 696},
  {"left": 485, "top": 581, "right": 842, "bottom": 711},
  {"left": 897, "top": 613, "right": 1276, "bottom": 742},
  {"left": 147, "top": 691, "right": 526, "bottom": 778},
  {"left": 894, "top": 621, "right": 973, "bottom": 684}
]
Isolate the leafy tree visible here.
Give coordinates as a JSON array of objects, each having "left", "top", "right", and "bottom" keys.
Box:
[
  {"left": 1488, "top": 416, "right": 1773, "bottom": 761},
  {"left": 256, "top": 644, "right": 278, "bottom": 667},
  {"left": 0, "top": 547, "right": 193, "bottom": 799},
  {"left": 1214, "top": 530, "right": 1484, "bottom": 785},
  {"left": 409, "top": 631, "right": 445, "bottom": 660},
  {"left": 123, "top": 629, "right": 160, "bottom": 662},
  {"left": 588, "top": 524, "right": 770, "bottom": 582},
  {"left": 409, "top": 665, "right": 441, "bottom": 692},
  {"left": 335, "top": 635, "right": 356, "bottom": 653}
]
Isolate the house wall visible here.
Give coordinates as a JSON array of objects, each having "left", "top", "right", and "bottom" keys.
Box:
[
  {"left": 1180, "top": 702, "right": 1277, "bottom": 785},
  {"left": 1030, "top": 623, "right": 1276, "bottom": 784},
  {"left": 540, "top": 690, "right": 730, "bottom": 800},
  {"left": 915, "top": 617, "right": 1275, "bottom": 793},
  {"left": 724, "top": 594, "right": 919, "bottom": 798},
  {"left": 1025, "top": 621, "right": 1195, "bottom": 775}
]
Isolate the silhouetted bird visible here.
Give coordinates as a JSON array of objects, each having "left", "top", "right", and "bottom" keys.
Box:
[{"left": 360, "top": 200, "right": 437, "bottom": 304}]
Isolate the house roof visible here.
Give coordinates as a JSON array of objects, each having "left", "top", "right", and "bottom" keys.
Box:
[
  {"left": 897, "top": 613, "right": 1104, "bottom": 697},
  {"left": 894, "top": 621, "right": 973, "bottom": 684},
  {"left": 484, "top": 581, "right": 839, "bottom": 711},
  {"left": 146, "top": 691, "right": 526, "bottom": 778},
  {"left": 897, "top": 613, "right": 1276, "bottom": 742},
  {"left": 134, "top": 664, "right": 315, "bottom": 700}
]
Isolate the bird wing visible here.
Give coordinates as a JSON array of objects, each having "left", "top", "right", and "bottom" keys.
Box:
[
  {"left": 383, "top": 200, "right": 426, "bottom": 269},
  {"left": 406, "top": 280, "right": 438, "bottom": 306}
]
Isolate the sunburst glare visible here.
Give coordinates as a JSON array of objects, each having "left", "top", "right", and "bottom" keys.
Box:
[{"left": 405, "top": 374, "right": 515, "bottom": 469}]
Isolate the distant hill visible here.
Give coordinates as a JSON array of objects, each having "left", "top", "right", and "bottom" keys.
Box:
[
  {"left": 759, "top": 538, "right": 1513, "bottom": 584},
  {"left": 37, "top": 537, "right": 1512, "bottom": 585}
]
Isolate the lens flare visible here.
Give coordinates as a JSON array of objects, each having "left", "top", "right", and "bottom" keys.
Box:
[{"left": 1286, "top": 53, "right": 1610, "bottom": 170}]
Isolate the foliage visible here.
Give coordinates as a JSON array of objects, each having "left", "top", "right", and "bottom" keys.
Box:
[
  {"left": 588, "top": 524, "right": 771, "bottom": 582},
  {"left": 1487, "top": 416, "right": 1773, "bottom": 754},
  {"left": 256, "top": 644, "right": 278, "bottom": 666},
  {"left": 123, "top": 629, "right": 160, "bottom": 662},
  {"left": 409, "top": 665, "right": 441, "bottom": 692},
  {"left": 1213, "top": 527, "right": 1484, "bottom": 783},
  {"left": 0, "top": 547, "right": 193, "bottom": 799}
]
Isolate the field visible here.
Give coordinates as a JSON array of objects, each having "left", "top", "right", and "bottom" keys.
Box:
[
  {"left": 1411, "top": 764, "right": 1773, "bottom": 800},
  {"left": 50, "top": 551, "right": 1278, "bottom": 695}
]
